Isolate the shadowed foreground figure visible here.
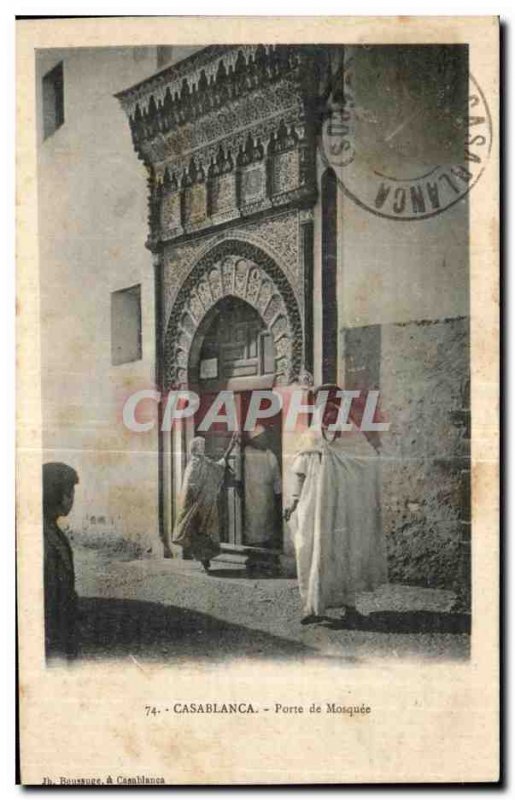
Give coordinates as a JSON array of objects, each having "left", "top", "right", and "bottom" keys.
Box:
[
  {"left": 43, "top": 462, "right": 79, "bottom": 661},
  {"left": 284, "top": 385, "right": 388, "bottom": 625},
  {"left": 172, "top": 434, "right": 237, "bottom": 572}
]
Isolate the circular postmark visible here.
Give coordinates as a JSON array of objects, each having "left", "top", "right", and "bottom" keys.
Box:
[{"left": 321, "top": 58, "right": 492, "bottom": 222}]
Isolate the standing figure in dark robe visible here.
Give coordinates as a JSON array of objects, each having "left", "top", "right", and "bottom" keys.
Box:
[
  {"left": 172, "top": 433, "right": 238, "bottom": 572},
  {"left": 42, "top": 462, "right": 79, "bottom": 661}
]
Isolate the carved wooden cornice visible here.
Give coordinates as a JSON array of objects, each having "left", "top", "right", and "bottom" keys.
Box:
[
  {"left": 117, "top": 45, "right": 327, "bottom": 247},
  {"left": 117, "top": 45, "right": 310, "bottom": 145}
]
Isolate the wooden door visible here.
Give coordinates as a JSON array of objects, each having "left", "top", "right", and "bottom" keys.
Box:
[{"left": 192, "top": 297, "right": 278, "bottom": 547}]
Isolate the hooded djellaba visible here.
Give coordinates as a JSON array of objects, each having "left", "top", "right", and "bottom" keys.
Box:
[{"left": 284, "top": 385, "right": 388, "bottom": 626}]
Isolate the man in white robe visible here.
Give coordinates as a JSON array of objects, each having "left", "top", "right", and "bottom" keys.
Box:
[{"left": 285, "top": 388, "right": 387, "bottom": 624}]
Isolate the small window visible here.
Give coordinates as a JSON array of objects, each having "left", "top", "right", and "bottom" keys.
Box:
[
  {"left": 111, "top": 285, "right": 142, "bottom": 366},
  {"left": 42, "top": 62, "right": 64, "bottom": 140}
]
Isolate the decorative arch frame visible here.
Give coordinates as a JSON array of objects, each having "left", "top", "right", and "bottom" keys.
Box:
[{"left": 163, "top": 239, "right": 303, "bottom": 388}]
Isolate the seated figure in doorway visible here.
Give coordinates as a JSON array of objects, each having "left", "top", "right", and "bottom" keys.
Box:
[
  {"left": 172, "top": 433, "right": 238, "bottom": 573},
  {"left": 243, "top": 424, "right": 282, "bottom": 551}
]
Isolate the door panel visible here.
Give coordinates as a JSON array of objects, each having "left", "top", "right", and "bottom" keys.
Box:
[{"left": 191, "top": 296, "right": 279, "bottom": 548}]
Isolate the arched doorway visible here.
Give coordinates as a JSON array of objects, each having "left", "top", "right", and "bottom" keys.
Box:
[
  {"left": 161, "top": 240, "right": 303, "bottom": 569},
  {"left": 162, "top": 240, "right": 303, "bottom": 389},
  {"left": 188, "top": 296, "right": 283, "bottom": 559}
]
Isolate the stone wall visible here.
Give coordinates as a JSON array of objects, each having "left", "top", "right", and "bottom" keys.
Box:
[{"left": 343, "top": 317, "right": 470, "bottom": 601}]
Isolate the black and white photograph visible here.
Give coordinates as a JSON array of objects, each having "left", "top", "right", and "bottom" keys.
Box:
[
  {"left": 38, "top": 41, "right": 476, "bottom": 663},
  {"left": 16, "top": 15, "right": 499, "bottom": 785}
]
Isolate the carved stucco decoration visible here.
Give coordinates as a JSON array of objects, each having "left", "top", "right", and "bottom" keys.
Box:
[
  {"left": 161, "top": 211, "right": 302, "bottom": 327},
  {"left": 116, "top": 45, "right": 322, "bottom": 248},
  {"left": 116, "top": 46, "right": 321, "bottom": 389},
  {"left": 117, "top": 46, "right": 309, "bottom": 140},
  {"left": 150, "top": 116, "right": 312, "bottom": 245},
  {"left": 163, "top": 240, "right": 302, "bottom": 388}
]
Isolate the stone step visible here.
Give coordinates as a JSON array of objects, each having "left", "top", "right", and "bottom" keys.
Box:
[
  {"left": 212, "top": 551, "right": 249, "bottom": 567},
  {"left": 212, "top": 547, "right": 282, "bottom": 575}
]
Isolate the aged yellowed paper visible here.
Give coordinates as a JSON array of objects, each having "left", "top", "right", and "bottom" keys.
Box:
[{"left": 17, "top": 16, "right": 499, "bottom": 784}]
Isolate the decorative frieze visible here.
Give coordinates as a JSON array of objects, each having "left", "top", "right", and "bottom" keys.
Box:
[
  {"left": 271, "top": 149, "right": 300, "bottom": 197},
  {"left": 160, "top": 188, "right": 182, "bottom": 237},
  {"left": 117, "top": 45, "right": 304, "bottom": 142},
  {"left": 210, "top": 173, "right": 237, "bottom": 217},
  {"left": 117, "top": 45, "right": 320, "bottom": 246},
  {"left": 183, "top": 184, "right": 207, "bottom": 226},
  {"left": 148, "top": 122, "right": 312, "bottom": 244},
  {"left": 240, "top": 163, "right": 267, "bottom": 206}
]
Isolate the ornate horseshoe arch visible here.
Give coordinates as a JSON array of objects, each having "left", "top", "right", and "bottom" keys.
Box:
[{"left": 163, "top": 240, "right": 303, "bottom": 388}]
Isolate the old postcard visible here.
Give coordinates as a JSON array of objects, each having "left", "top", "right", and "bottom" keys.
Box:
[{"left": 16, "top": 16, "right": 499, "bottom": 784}]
